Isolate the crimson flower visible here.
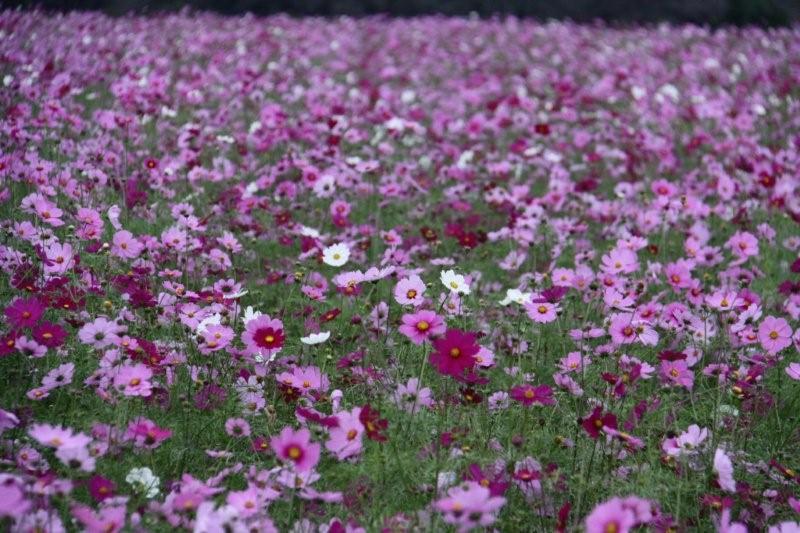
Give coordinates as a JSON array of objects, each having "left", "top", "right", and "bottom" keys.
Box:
[
  {"left": 359, "top": 404, "right": 388, "bottom": 442},
  {"left": 581, "top": 406, "right": 618, "bottom": 439}
]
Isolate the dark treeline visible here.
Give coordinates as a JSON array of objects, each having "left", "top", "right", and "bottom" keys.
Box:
[{"left": 7, "top": 0, "right": 800, "bottom": 26}]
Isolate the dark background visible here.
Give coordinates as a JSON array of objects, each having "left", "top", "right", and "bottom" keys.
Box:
[{"left": 8, "top": 0, "right": 800, "bottom": 26}]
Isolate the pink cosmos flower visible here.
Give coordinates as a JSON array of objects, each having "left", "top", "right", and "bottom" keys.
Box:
[
  {"left": 391, "top": 378, "right": 433, "bottom": 414},
  {"left": 56, "top": 444, "right": 96, "bottom": 472},
  {"left": 524, "top": 300, "right": 558, "bottom": 323},
  {"left": 72, "top": 505, "right": 126, "bottom": 533},
  {"left": 43, "top": 242, "right": 75, "bottom": 275},
  {"left": 242, "top": 314, "right": 285, "bottom": 359},
  {"left": 0, "top": 483, "right": 30, "bottom": 519},
  {"left": 664, "top": 261, "right": 694, "bottom": 290},
  {"left": 29, "top": 423, "right": 91, "bottom": 449},
  {"left": 609, "top": 313, "right": 659, "bottom": 346},
  {"left": 33, "top": 197, "right": 64, "bottom": 227},
  {"left": 199, "top": 324, "right": 234, "bottom": 353},
  {"left": 585, "top": 498, "right": 637, "bottom": 533},
  {"left": 601, "top": 247, "right": 639, "bottom": 275},
  {"left": 112, "top": 229, "right": 144, "bottom": 259},
  {"left": 41, "top": 362, "right": 75, "bottom": 389},
  {"left": 113, "top": 363, "right": 154, "bottom": 397},
  {"left": 126, "top": 418, "right": 172, "bottom": 449},
  {"left": 226, "top": 487, "right": 268, "bottom": 517},
  {"left": 277, "top": 366, "right": 330, "bottom": 397},
  {"left": 225, "top": 418, "right": 251, "bottom": 437},
  {"left": 758, "top": 316, "right": 792, "bottom": 355},
  {"left": 325, "top": 407, "right": 364, "bottom": 460},
  {"left": 270, "top": 426, "right": 321, "bottom": 472},
  {"left": 558, "top": 351, "right": 590, "bottom": 373},
  {"left": 512, "top": 457, "right": 542, "bottom": 500},
  {"left": 714, "top": 448, "right": 736, "bottom": 492},
  {"left": 660, "top": 360, "right": 694, "bottom": 391},
  {"left": 663, "top": 424, "right": 708, "bottom": 457},
  {"left": 394, "top": 275, "right": 426, "bottom": 306},
  {"left": 0, "top": 409, "right": 19, "bottom": 435},
  {"left": 786, "top": 362, "right": 800, "bottom": 381},
  {"left": 726, "top": 231, "right": 759, "bottom": 260},
  {"left": 78, "top": 317, "right": 125, "bottom": 349},
  {"left": 435, "top": 481, "right": 506, "bottom": 532},
  {"left": 398, "top": 310, "right": 445, "bottom": 344}
]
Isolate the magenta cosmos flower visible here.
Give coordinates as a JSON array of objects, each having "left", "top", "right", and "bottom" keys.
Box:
[
  {"left": 758, "top": 316, "right": 792, "bottom": 355},
  {"left": 4, "top": 297, "right": 45, "bottom": 329},
  {"left": 510, "top": 384, "right": 555, "bottom": 406},
  {"left": 430, "top": 329, "right": 479, "bottom": 378},
  {"left": 398, "top": 310, "right": 445, "bottom": 344},
  {"left": 394, "top": 275, "right": 426, "bottom": 306},
  {"left": 435, "top": 481, "right": 506, "bottom": 532},
  {"left": 270, "top": 426, "right": 320, "bottom": 472},
  {"left": 242, "top": 314, "right": 285, "bottom": 358}
]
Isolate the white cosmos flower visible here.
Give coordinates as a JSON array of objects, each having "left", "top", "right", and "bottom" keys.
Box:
[
  {"left": 126, "top": 467, "right": 160, "bottom": 498},
  {"left": 299, "top": 225, "right": 320, "bottom": 238},
  {"left": 300, "top": 331, "right": 331, "bottom": 345},
  {"left": 322, "top": 243, "right": 350, "bottom": 267},
  {"left": 223, "top": 289, "right": 248, "bottom": 300},
  {"left": 440, "top": 270, "right": 470, "bottom": 295},
  {"left": 500, "top": 289, "right": 531, "bottom": 306},
  {"left": 196, "top": 313, "right": 222, "bottom": 334},
  {"left": 242, "top": 306, "right": 263, "bottom": 325}
]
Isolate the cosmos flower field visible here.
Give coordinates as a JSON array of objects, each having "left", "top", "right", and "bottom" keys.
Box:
[{"left": 1, "top": 10, "right": 800, "bottom": 532}]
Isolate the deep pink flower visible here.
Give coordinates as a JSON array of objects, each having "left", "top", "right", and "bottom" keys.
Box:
[
  {"left": 430, "top": 329, "right": 479, "bottom": 378},
  {"left": 398, "top": 310, "right": 445, "bottom": 344},
  {"left": 509, "top": 384, "right": 555, "bottom": 406},
  {"left": 270, "top": 426, "right": 321, "bottom": 472}
]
